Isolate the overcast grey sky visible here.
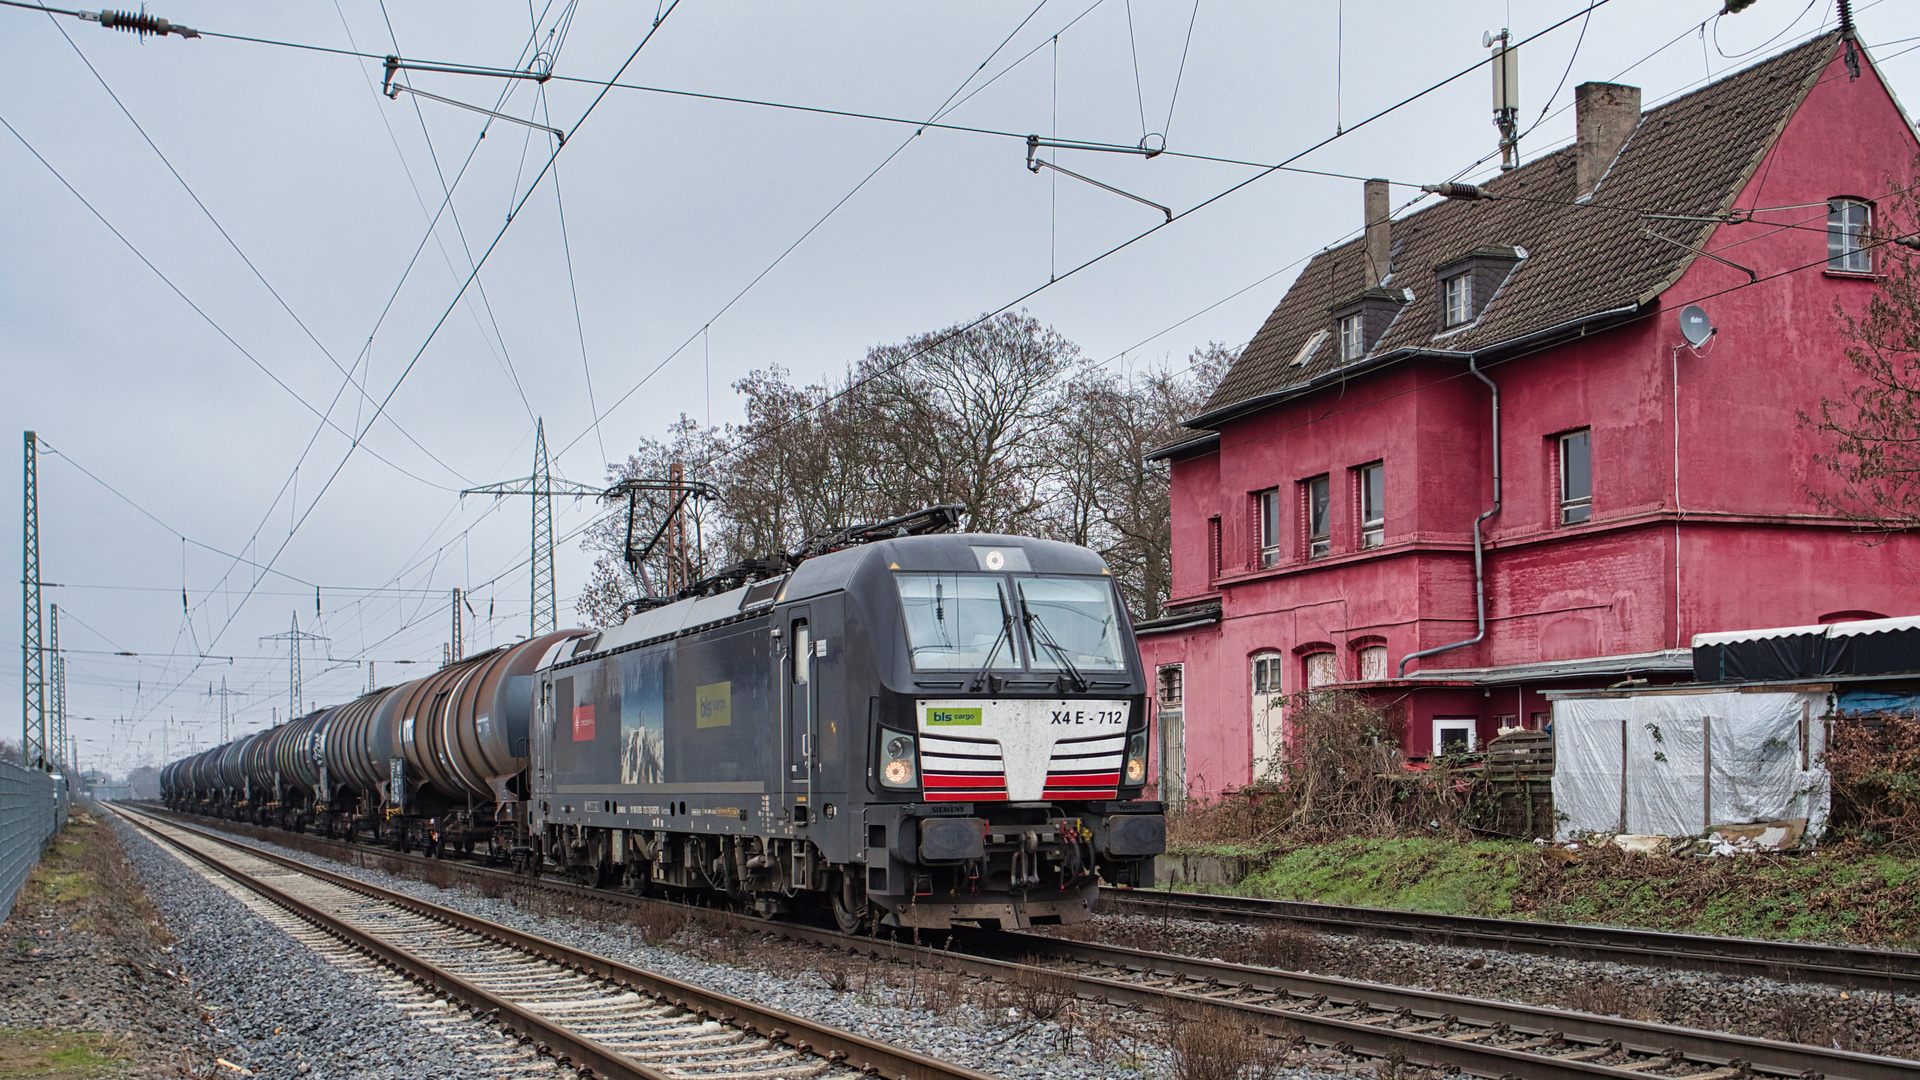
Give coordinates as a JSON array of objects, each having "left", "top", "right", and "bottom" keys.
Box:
[{"left": 5, "top": 0, "right": 1917, "bottom": 775}]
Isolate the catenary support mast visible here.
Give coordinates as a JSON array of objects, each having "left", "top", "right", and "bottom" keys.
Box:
[
  {"left": 462, "top": 419, "right": 599, "bottom": 637},
  {"left": 22, "top": 432, "right": 46, "bottom": 770}
]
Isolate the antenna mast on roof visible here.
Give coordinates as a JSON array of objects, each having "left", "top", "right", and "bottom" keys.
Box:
[{"left": 1486, "top": 29, "right": 1520, "bottom": 170}]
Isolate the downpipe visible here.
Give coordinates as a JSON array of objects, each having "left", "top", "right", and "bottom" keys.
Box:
[{"left": 1399, "top": 357, "right": 1501, "bottom": 677}]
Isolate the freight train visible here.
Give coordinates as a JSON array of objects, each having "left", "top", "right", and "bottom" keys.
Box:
[{"left": 161, "top": 521, "right": 1164, "bottom": 930}]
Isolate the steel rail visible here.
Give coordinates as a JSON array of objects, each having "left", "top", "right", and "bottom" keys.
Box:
[
  {"left": 985, "top": 932, "right": 1920, "bottom": 1080},
  {"left": 134, "top": 808, "right": 1919, "bottom": 1080},
  {"left": 1099, "top": 886, "right": 1920, "bottom": 994},
  {"left": 116, "top": 807, "right": 991, "bottom": 1080},
  {"left": 118, "top": 810, "right": 665, "bottom": 1080},
  {"left": 771, "top": 922, "right": 1920, "bottom": 1080}
]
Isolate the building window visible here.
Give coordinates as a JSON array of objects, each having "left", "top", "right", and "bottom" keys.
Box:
[
  {"left": 1303, "top": 650, "right": 1339, "bottom": 689},
  {"left": 1358, "top": 462, "right": 1384, "bottom": 548},
  {"left": 1433, "top": 717, "right": 1478, "bottom": 757},
  {"left": 1251, "top": 652, "right": 1285, "bottom": 781},
  {"left": 1357, "top": 644, "right": 1388, "bottom": 681},
  {"left": 1252, "top": 654, "right": 1284, "bottom": 695},
  {"left": 1828, "top": 198, "right": 1871, "bottom": 274},
  {"left": 1207, "top": 515, "right": 1222, "bottom": 583},
  {"left": 1338, "top": 314, "right": 1364, "bottom": 361},
  {"left": 1255, "top": 489, "right": 1281, "bottom": 568},
  {"left": 1558, "top": 429, "right": 1592, "bottom": 525},
  {"left": 1156, "top": 664, "right": 1184, "bottom": 707},
  {"left": 1291, "top": 329, "right": 1329, "bottom": 367},
  {"left": 1304, "top": 475, "right": 1331, "bottom": 557},
  {"left": 1443, "top": 273, "right": 1474, "bottom": 327}
]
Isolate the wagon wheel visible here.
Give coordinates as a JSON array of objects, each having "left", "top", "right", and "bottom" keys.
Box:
[{"left": 832, "top": 872, "right": 870, "bottom": 935}]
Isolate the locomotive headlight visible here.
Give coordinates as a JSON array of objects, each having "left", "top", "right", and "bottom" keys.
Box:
[
  {"left": 880, "top": 733, "right": 918, "bottom": 789},
  {"left": 1124, "top": 732, "right": 1147, "bottom": 785}
]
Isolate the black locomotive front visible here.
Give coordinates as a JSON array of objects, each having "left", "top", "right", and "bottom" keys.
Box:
[{"left": 531, "top": 531, "right": 1164, "bottom": 930}]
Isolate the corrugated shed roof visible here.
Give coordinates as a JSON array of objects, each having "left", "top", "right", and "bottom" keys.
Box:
[{"left": 1194, "top": 34, "right": 1838, "bottom": 427}]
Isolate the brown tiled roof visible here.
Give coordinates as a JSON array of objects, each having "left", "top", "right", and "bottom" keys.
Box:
[{"left": 1192, "top": 34, "right": 1838, "bottom": 427}]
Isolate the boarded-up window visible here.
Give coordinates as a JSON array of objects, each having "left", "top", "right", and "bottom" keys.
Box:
[
  {"left": 1358, "top": 645, "right": 1388, "bottom": 681},
  {"left": 1304, "top": 651, "right": 1339, "bottom": 689}
]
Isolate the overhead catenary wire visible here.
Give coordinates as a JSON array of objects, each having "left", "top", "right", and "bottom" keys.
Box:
[
  {"left": 0, "top": 116, "right": 463, "bottom": 494},
  {"left": 37, "top": 8, "right": 475, "bottom": 490},
  {"left": 653, "top": 1, "right": 1622, "bottom": 480},
  {"left": 125, "top": 2, "right": 688, "bottom": 724},
  {"left": 553, "top": 0, "right": 1081, "bottom": 461}
]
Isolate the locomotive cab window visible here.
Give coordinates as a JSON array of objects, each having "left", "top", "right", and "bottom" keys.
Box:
[
  {"left": 1016, "top": 576, "right": 1127, "bottom": 673},
  {"left": 897, "top": 572, "right": 1018, "bottom": 671}
]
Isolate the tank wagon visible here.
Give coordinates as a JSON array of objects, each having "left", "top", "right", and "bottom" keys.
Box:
[{"left": 163, "top": 525, "right": 1165, "bottom": 930}]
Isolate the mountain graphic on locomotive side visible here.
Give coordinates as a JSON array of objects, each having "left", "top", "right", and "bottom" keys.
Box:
[{"left": 162, "top": 515, "right": 1165, "bottom": 930}]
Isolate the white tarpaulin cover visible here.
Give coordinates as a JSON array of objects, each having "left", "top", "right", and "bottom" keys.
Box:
[{"left": 1552, "top": 691, "right": 1828, "bottom": 840}]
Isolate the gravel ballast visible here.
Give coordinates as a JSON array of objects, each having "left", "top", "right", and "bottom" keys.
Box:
[
  {"left": 113, "top": 814, "right": 541, "bottom": 1079},
  {"left": 1047, "top": 908, "right": 1920, "bottom": 1059},
  {"left": 144, "top": 818, "right": 1362, "bottom": 1080}
]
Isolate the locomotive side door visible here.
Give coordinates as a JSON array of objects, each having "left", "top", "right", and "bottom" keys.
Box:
[{"left": 787, "top": 608, "right": 814, "bottom": 795}]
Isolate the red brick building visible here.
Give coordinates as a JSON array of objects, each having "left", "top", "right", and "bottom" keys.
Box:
[{"left": 1139, "top": 34, "right": 1920, "bottom": 803}]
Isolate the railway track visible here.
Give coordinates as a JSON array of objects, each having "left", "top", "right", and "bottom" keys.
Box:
[
  {"left": 112, "top": 806, "right": 993, "bottom": 1080},
  {"left": 1099, "top": 886, "right": 1920, "bottom": 995},
  {"left": 131, "top": 807, "right": 1920, "bottom": 1080}
]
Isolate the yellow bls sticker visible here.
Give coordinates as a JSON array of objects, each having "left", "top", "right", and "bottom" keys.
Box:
[
  {"left": 926, "top": 706, "right": 983, "bottom": 727},
  {"left": 696, "top": 682, "right": 732, "bottom": 728}
]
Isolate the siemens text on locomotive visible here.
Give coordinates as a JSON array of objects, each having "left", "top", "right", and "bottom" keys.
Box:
[{"left": 161, "top": 522, "right": 1165, "bottom": 930}]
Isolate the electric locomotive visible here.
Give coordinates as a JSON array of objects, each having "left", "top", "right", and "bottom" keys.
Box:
[{"left": 533, "top": 526, "right": 1164, "bottom": 930}]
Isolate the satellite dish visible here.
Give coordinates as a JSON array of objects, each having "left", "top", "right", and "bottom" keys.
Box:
[{"left": 1680, "top": 305, "right": 1715, "bottom": 349}]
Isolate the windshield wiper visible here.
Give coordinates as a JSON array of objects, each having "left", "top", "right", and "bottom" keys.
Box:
[
  {"left": 970, "top": 590, "right": 1016, "bottom": 692},
  {"left": 1020, "top": 594, "right": 1088, "bottom": 693}
]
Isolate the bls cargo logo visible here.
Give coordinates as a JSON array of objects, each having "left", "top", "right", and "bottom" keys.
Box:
[
  {"left": 696, "top": 682, "right": 732, "bottom": 729},
  {"left": 926, "top": 707, "right": 982, "bottom": 726}
]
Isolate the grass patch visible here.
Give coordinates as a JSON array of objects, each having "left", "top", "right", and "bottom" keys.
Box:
[
  {"left": 1212, "top": 836, "right": 1920, "bottom": 946},
  {"left": 13, "top": 814, "right": 168, "bottom": 947},
  {"left": 0, "top": 1029, "right": 125, "bottom": 1079},
  {"left": 1234, "top": 838, "right": 1533, "bottom": 917}
]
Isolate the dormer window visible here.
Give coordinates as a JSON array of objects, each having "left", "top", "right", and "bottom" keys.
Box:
[
  {"left": 1443, "top": 273, "right": 1473, "bottom": 327},
  {"left": 1432, "top": 246, "right": 1524, "bottom": 333},
  {"left": 1328, "top": 286, "right": 1409, "bottom": 364},
  {"left": 1338, "top": 315, "right": 1364, "bottom": 361},
  {"left": 1829, "top": 199, "right": 1871, "bottom": 273}
]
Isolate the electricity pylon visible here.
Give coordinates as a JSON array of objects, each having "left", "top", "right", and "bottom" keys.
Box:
[
  {"left": 206, "top": 678, "right": 247, "bottom": 745},
  {"left": 462, "top": 419, "right": 599, "bottom": 636},
  {"left": 261, "top": 613, "right": 327, "bottom": 723}
]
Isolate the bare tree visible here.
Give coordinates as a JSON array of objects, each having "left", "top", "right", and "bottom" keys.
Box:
[
  {"left": 861, "top": 312, "right": 1077, "bottom": 534},
  {"left": 1807, "top": 202, "right": 1920, "bottom": 528},
  {"left": 1042, "top": 343, "right": 1234, "bottom": 619},
  {"left": 576, "top": 321, "right": 1231, "bottom": 625}
]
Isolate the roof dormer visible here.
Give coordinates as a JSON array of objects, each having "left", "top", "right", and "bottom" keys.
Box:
[
  {"left": 1327, "top": 286, "right": 1410, "bottom": 363},
  {"left": 1433, "top": 245, "right": 1525, "bottom": 332}
]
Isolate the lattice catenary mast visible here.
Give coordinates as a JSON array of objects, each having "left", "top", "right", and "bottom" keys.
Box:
[
  {"left": 49, "top": 603, "right": 66, "bottom": 771},
  {"left": 205, "top": 677, "right": 247, "bottom": 745},
  {"left": 261, "top": 614, "right": 327, "bottom": 722},
  {"left": 462, "top": 419, "right": 599, "bottom": 637},
  {"left": 21, "top": 431, "right": 46, "bottom": 770}
]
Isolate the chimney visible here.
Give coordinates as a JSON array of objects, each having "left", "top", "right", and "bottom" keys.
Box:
[
  {"left": 1364, "top": 178, "right": 1391, "bottom": 285},
  {"left": 1574, "top": 81, "right": 1641, "bottom": 199}
]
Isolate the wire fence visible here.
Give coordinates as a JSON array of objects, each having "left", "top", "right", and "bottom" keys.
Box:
[{"left": 0, "top": 759, "right": 67, "bottom": 924}]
